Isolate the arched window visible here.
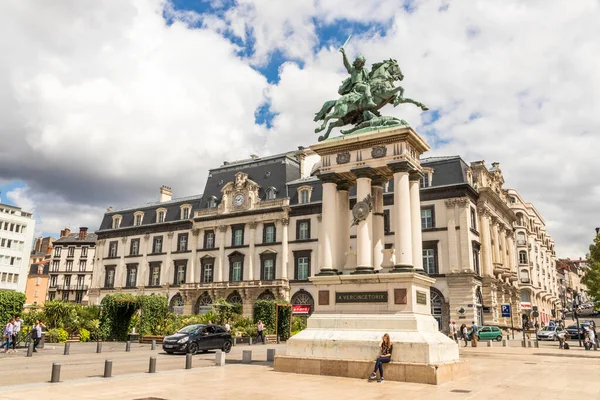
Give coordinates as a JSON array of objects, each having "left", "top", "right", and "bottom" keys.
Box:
[
  {"left": 226, "top": 291, "right": 243, "bottom": 305},
  {"left": 475, "top": 287, "right": 484, "bottom": 326},
  {"left": 169, "top": 293, "right": 184, "bottom": 314},
  {"left": 265, "top": 187, "right": 277, "bottom": 200},
  {"left": 195, "top": 292, "right": 212, "bottom": 314},
  {"left": 519, "top": 269, "right": 530, "bottom": 283},
  {"left": 430, "top": 288, "right": 444, "bottom": 330},
  {"left": 156, "top": 208, "right": 167, "bottom": 224},
  {"left": 291, "top": 290, "right": 314, "bottom": 316},
  {"left": 257, "top": 290, "right": 275, "bottom": 301},
  {"left": 112, "top": 214, "right": 122, "bottom": 229}
]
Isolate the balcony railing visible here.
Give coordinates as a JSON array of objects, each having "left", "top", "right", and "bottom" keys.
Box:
[{"left": 56, "top": 285, "right": 89, "bottom": 291}]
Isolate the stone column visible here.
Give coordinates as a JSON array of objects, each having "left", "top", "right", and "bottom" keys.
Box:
[
  {"left": 445, "top": 199, "right": 458, "bottom": 271},
  {"left": 409, "top": 171, "right": 424, "bottom": 271},
  {"left": 92, "top": 239, "right": 105, "bottom": 288},
  {"left": 354, "top": 169, "right": 374, "bottom": 274},
  {"left": 162, "top": 231, "right": 174, "bottom": 285},
  {"left": 491, "top": 218, "right": 500, "bottom": 264},
  {"left": 189, "top": 229, "right": 199, "bottom": 283},
  {"left": 390, "top": 162, "right": 413, "bottom": 272},
  {"left": 247, "top": 222, "right": 256, "bottom": 281},
  {"left": 316, "top": 174, "right": 339, "bottom": 275},
  {"left": 281, "top": 218, "right": 289, "bottom": 279},
  {"left": 337, "top": 182, "right": 351, "bottom": 270},
  {"left": 371, "top": 177, "right": 385, "bottom": 271},
  {"left": 506, "top": 231, "right": 516, "bottom": 272},
  {"left": 217, "top": 225, "right": 227, "bottom": 281},
  {"left": 140, "top": 235, "right": 149, "bottom": 288},
  {"left": 500, "top": 226, "right": 508, "bottom": 268},
  {"left": 118, "top": 237, "right": 127, "bottom": 287},
  {"left": 478, "top": 208, "right": 493, "bottom": 276}
]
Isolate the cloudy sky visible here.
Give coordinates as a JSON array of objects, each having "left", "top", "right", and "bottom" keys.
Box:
[{"left": 1, "top": 0, "right": 599, "bottom": 258}]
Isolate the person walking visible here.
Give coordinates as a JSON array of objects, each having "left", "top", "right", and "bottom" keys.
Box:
[
  {"left": 31, "top": 319, "right": 45, "bottom": 352},
  {"left": 255, "top": 320, "right": 264, "bottom": 344},
  {"left": 224, "top": 320, "right": 231, "bottom": 333},
  {"left": 449, "top": 321, "right": 458, "bottom": 342},
  {"left": 470, "top": 321, "right": 479, "bottom": 347},
  {"left": 0, "top": 318, "right": 15, "bottom": 353},
  {"left": 369, "top": 333, "right": 393, "bottom": 383},
  {"left": 11, "top": 315, "right": 21, "bottom": 350},
  {"left": 461, "top": 324, "right": 469, "bottom": 347}
]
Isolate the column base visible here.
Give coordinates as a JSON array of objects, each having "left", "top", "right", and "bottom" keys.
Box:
[
  {"left": 350, "top": 267, "right": 375, "bottom": 275},
  {"left": 391, "top": 264, "right": 415, "bottom": 273},
  {"left": 315, "top": 269, "right": 339, "bottom": 276}
]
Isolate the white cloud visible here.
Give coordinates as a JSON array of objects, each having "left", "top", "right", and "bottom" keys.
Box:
[{"left": 1, "top": 0, "right": 599, "bottom": 258}]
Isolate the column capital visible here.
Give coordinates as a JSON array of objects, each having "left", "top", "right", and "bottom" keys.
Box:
[
  {"left": 388, "top": 160, "right": 414, "bottom": 174},
  {"left": 218, "top": 225, "right": 227, "bottom": 233},
  {"left": 192, "top": 228, "right": 200, "bottom": 237},
  {"left": 281, "top": 218, "right": 290, "bottom": 226},
  {"left": 371, "top": 175, "right": 389, "bottom": 187},
  {"left": 167, "top": 231, "right": 175, "bottom": 238},
  {"left": 351, "top": 167, "right": 378, "bottom": 180},
  {"left": 249, "top": 221, "right": 258, "bottom": 230},
  {"left": 444, "top": 199, "right": 457, "bottom": 208},
  {"left": 409, "top": 170, "right": 423, "bottom": 182},
  {"left": 336, "top": 180, "right": 353, "bottom": 191},
  {"left": 317, "top": 214, "right": 323, "bottom": 222},
  {"left": 317, "top": 172, "right": 343, "bottom": 184}
]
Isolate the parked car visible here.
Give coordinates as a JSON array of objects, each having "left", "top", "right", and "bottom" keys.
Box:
[
  {"left": 468, "top": 326, "right": 503, "bottom": 341},
  {"left": 536, "top": 326, "right": 564, "bottom": 341},
  {"left": 565, "top": 323, "right": 591, "bottom": 340},
  {"left": 162, "top": 324, "right": 232, "bottom": 354}
]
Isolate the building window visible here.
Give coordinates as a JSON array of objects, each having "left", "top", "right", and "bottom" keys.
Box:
[
  {"left": 294, "top": 250, "right": 311, "bottom": 280},
  {"left": 420, "top": 173, "right": 430, "bottom": 188},
  {"left": 472, "top": 243, "right": 481, "bottom": 275},
  {"left": 112, "top": 215, "right": 122, "bottom": 229},
  {"left": 108, "top": 241, "right": 118, "bottom": 257},
  {"left": 519, "top": 251, "right": 528, "bottom": 264},
  {"left": 422, "top": 241, "right": 438, "bottom": 275},
  {"left": 79, "top": 260, "right": 87, "bottom": 271},
  {"left": 62, "top": 292, "right": 69, "bottom": 301},
  {"left": 384, "top": 209, "right": 391, "bottom": 233},
  {"left": 50, "top": 276, "right": 57, "bottom": 287},
  {"left": 177, "top": 233, "right": 189, "bottom": 252},
  {"left": 300, "top": 190, "right": 309, "bottom": 204},
  {"left": 68, "top": 247, "right": 75, "bottom": 257},
  {"left": 157, "top": 209, "right": 166, "bottom": 223},
  {"left": 126, "top": 265, "right": 137, "bottom": 288},
  {"left": 48, "top": 293, "right": 55, "bottom": 301},
  {"left": 66, "top": 260, "right": 73, "bottom": 272},
  {"left": 105, "top": 266, "right": 115, "bottom": 288},
  {"left": 81, "top": 246, "right": 88, "bottom": 257},
  {"left": 231, "top": 261, "right": 242, "bottom": 282},
  {"left": 260, "top": 254, "right": 276, "bottom": 280},
  {"left": 265, "top": 187, "right": 277, "bottom": 200},
  {"left": 263, "top": 224, "right": 276, "bottom": 243},
  {"left": 421, "top": 206, "right": 435, "bottom": 229},
  {"left": 51, "top": 261, "right": 59, "bottom": 272},
  {"left": 201, "top": 257, "right": 214, "bottom": 283},
  {"left": 296, "top": 220, "right": 311, "bottom": 240},
  {"left": 204, "top": 230, "right": 215, "bottom": 249},
  {"left": 54, "top": 247, "right": 61, "bottom": 258},
  {"left": 520, "top": 269, "right": 530, "bottom": 283},
  {"left": 75, "top": 292, "right": 83, "bottom": 304},
  {"left": 174, "top": 263, "right": 187, "bottom": 285},
  {"left": 130, "top": 239, "right": 140, "bottom": 256},
  {"left": 181, "top": 205, "right": 191, "bottom": 220},
  {"left": 517, "top": 232, "right": 526, "bottom": 246},
  {"left": 152, "top": 236, "right": 163, "bottom": 253},
  {"left": 470, "top": 207, "right": 477, "bottom": 230},
  {"left": 134, "top": 212, "right": 144, "bottom": 226},
  {"left": 232, "top": 225, "right": 244, "bottom": 247},
  {"left": 207, "top": 196, "right": 218, "bottom": 208},
  {"left": 149, "top": 263, "right": 161, "bottom": 286}
]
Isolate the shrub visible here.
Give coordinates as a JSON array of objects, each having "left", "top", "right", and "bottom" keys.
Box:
[
  {"left": 291, "top": 316, "right": 307, "bottom": 336},
  {"left": 79, "top": 328, "right": 91, "bottom": 342},
  {"left": 253, "top": 300, "right": 277, "bottom": 334},
  {"left": 0, "top": 291, "right": 26, "bottom": 325},
  {"left": 276, "top": 304, "right": 292, "bottom": 340},
  {"left": 46, "top": 328, "right": 69, "bottom": 343}
]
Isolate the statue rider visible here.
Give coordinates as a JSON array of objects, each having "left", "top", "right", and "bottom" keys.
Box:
[{"left": 338, "top": 47, "right": 377, "bottom": 108}]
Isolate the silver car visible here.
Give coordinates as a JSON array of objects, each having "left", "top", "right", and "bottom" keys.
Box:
[{"left": 536, "top": 326, "right": 563, "bottom": 341}]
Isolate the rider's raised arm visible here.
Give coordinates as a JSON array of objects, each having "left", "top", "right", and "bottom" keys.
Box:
[{"left": 341, "top": 50, "right": 352, "bottom": 73}]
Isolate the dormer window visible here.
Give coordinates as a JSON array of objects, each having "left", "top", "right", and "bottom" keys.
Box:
[
  {"left": 207, "top": 196, "right": 218, "bottom": 208},
  {"left": 180, "top": 204, "right": 192, "bottom": 220},
  {"left": 134, "top": 211, "right": 144, "bottom": 226},
  {"left": 156, "top": 208, "right": 167, "bottom": 224},
  {"left": 112, "top": 215, "right": 122, "bottom": 229},
  {"left": 298, "top": 186, "right": 313, "bottom": 204},
  {"left": 265, "top": 187, "right": 277, "bottom": 200}
]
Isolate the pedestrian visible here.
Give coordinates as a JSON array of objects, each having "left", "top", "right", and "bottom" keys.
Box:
[
  {"left": 460, "top": 324, "right": 469, "bottom": 347},
  {"left": 448, "top": 321, "right": 458, "bottom": 342},
  {"left": 224, "top": 320, "right": 231, "bottom": 333},
  {"left": 369, "top": 333, "right": 393, "bottom": 383},
  {"left": 0, "top": 318, "right": 15, "bottom": 353},
  {"left": 584, "top": 327, "right": 596, "bottom": 351},
  {"left": 255, "top": 320, "right": 264, "bottom": 344},
  {"left": 11, "top": 315, "right": 21, "bottom": 350},
  {"left": 549, "top": 320, "right": 555, "bottom": 327},
  {"left": 31, "top": 319, "right": 45, "bottom": 352},
  {"left": 557, "top": 329, "right": 566, "bottom": 349},
  {"left": 470, "top": 321, "right": 479, "bottom": 347}
]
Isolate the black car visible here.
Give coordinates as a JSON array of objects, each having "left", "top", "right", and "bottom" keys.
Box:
[
  {"left": 162, "top": 324, "right": 232, "bottom": 354},
  {"left": 565, "top": 323, "right": 590, "bottom": 340}
]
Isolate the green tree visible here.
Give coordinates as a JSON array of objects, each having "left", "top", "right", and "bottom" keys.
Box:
[
  {"left": 0, "top": 291, "right": 26, "bottom": 325},
  {"left": 582, "top": 233, "right": 600, "bottom": 303}
]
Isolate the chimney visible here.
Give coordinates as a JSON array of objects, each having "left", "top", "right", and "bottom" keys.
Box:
[
  {"left": 159, "top": 186, "right": 172, "bottom": 202},
  {"left": 79, "top": 227, "right": 88, "bottom": 240},
  {"left": 60, "top": 228, "right": 71, "bottom": 238},
  {"left": 45, "top": 243, "right": 53, "bottom": 255}
]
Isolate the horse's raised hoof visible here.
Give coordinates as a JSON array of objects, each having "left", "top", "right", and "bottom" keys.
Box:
[
  {"left": 315, "top": 127, "right": 322, "bottom": 133},
  {"left": 318, "top": 135, "right": 326, "bottom": 142},
  {"left": 421, "top": 106, "right": 429, "bottom": 111}
]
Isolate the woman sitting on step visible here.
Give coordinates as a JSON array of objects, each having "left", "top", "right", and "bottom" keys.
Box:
[{"left": 369, "top": 333, "right": 393, "bottom": 383}]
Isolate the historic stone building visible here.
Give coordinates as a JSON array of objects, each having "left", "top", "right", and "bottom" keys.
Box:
[
  {"left": 89, "top": 151, "right": 559, "bottom": 334},
  {"left": 48, "top": 227, "right": 97, "bottom": 304}
]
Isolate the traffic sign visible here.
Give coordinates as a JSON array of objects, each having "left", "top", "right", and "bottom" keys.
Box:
[{"left": 501, "top": 304, "right": 511, "bottom": 318}]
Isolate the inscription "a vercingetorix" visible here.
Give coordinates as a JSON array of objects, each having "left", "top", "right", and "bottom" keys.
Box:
[{"left": 335, "top": 291, "right": 388, "bottom": 303}]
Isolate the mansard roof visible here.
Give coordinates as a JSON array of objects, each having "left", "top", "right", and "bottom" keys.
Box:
[{"left": 54, "top": 232, "right": 98, "bottom": 245}]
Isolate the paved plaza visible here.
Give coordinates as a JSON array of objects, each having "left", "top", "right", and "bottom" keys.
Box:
[{"left": 1, "top": 340, "right": 599, "bottom": 399}]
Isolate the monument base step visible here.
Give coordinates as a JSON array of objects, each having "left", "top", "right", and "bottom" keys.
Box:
[{"left": 274, "top": 356, "right": 469, "bottom": 385}]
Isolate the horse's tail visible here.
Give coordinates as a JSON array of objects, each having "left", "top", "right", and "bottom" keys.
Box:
[{"left": 314, "top": 100, "right": 337, "bottom": 122}]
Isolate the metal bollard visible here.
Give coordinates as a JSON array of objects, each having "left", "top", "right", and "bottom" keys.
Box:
[
  {"left": 63, "top": 343, "right": 70, "bottom": 355},
  {"left": 242, "top": 350, "right": 252, "bottom": 364},
  {"left": 126, "top": 341, "right": 131, "bottom": 352},
  {"left": 267, "top": 348, "right": 276, "bottom": 362},
  {"left": 96, "top": 342, "right": 102, "bottom": 353},
  {"left": 104, "top": 360, "right": 113, "bottom": 378},
  {"left": 522, "top": 340, "right": 526, "bottom": 348},
  {"left": 262, "top": 336, "right": 266, "bottom": 345},
  {"left": 149, "top": 357, "right": 157, "bottom": 373},
  {"left": 277, "top": 336, "right": 281, "bottom": 344},
  {"left": 527, "top": 340, "right": 532, "bottom": 348},
  {"left": 487, "top": 341, "right": 492, "bottom": 347},
  {"left": 151, "top": 340, "right": 156, "bottom": 350},
  {"left": 50, "top": 363, "right": 61, "bottom": 383},
  {"left": 249, "top": 338, "right": 253, "bottom": 346},
  {"left": 233, "top": 337, "right": 237, "bottom": 346},
  {"left": 186, "top": 353, "right": 193, "bottom": 370},
  {"left": 27, "top": 343, "right": 33, "bottom": 357},
  {"left": 534, "top": 340, "right": 539, "bottom": 348},
  {"left": 502, "top": 339, "right": 507, "bottom": 347}
]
